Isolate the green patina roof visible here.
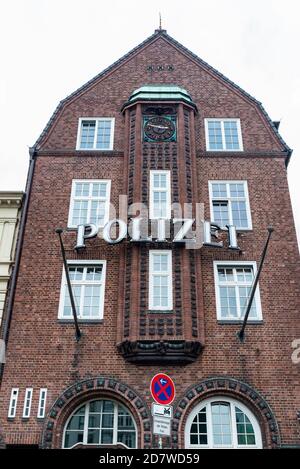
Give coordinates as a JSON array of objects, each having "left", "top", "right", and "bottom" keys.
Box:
[{"left": 122, "top": 84, "right": 197, "bottom": 111}]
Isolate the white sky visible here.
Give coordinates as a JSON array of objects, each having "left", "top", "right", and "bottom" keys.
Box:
[{"left": 0, "top": 0, "right": 299, "bottom": 246}]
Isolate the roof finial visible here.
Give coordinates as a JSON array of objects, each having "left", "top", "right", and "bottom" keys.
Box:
[{"left": 159, "top": 12, "right": 162, "bottom": 30}]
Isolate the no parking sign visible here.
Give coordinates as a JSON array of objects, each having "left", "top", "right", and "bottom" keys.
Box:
[{"left": 150, "top": 373, "right": 175, "bottom": 405}]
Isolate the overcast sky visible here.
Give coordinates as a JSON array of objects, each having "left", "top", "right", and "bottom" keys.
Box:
[{"left": 0, "top": 0, "right": 299, "bottom": 246}]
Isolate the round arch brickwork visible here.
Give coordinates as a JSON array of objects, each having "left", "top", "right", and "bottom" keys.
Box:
[
  {"left": 41, "top": 376, "right": 152, "bottom": 449},
  {"left": 171, "top": 376, "right": 281, "bottom": 449}
]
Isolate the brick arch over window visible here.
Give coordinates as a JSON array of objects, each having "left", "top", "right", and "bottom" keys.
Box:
[
  {"left": 41, "top": 377, "right": 152, "bottom": 449},
  {"left": 171, "top": 377, "right": 281, "bottom": 449}
]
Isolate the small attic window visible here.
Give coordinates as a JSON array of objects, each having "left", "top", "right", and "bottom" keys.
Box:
[
  {"left": 205, "top": 119, "right": 243, "bottom": 151},
  {"left": 76, "top": 118, "right": 115, "bottom": 150}
]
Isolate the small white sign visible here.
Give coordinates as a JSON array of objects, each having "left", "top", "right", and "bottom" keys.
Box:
[
  {"left": 151, "top": 403, "right": 173, "bottom": 419},
  {"left": 153, "top": 416, "right": 171, "bottom": 436}
]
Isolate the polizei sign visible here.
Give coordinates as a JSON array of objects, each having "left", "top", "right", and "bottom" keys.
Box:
[{"left": 75, "top": 218, "right": 240, "bottom": 251}]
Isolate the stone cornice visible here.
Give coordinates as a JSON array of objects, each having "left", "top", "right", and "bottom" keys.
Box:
[
  {"left": 35, "top": 149, "right": 124, "bottom": 158},
  {"left": 197, "top": 151, "right": 287, "bottom": 159},
  {"left": 0, "top": 192, "right": 24, "bottom": 209}
]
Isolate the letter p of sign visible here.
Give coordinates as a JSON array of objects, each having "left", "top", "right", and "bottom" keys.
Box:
[{"left": 75, "top": 223, "right": 98, "bottom": 250}]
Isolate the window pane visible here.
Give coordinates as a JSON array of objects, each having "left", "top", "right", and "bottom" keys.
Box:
[
  {"left": 102, "top": 400, "right": 114, "bottom": 413},
  {"left": 189, "top": 408, "right": 207, "bottom": 446},
  {"left": 213, "top": 201, "right": 229, "bottom": 226},
  {"left": 229, "top": 183, "right": 245, "bottom": 198},
  {"left": 231, "top": 201, "right": 248, "bottom": 228},
  {"left": 102, "top": 413, "right": 114, "bottom": 428},
  {"left": 96, "top": 120, "right": 112, "bottom": 149},
  {"left": 69, "top": 266, "right": 84, "bottom": 281},
  {"left": 235, "top": 407, "right": 256, "bottom": 446},
  {"left": 72, "top": 200, "right": 88, "bottom": 226},
  {"left": 118, "top": 406, "right": 135, "bottom": 430},
  {"left": 80, "top": 121, "right": 95, "bottom": 149},
  {"left": 208, "top": 121, "right": 223, "bottom": 150},
  {"left": 67, "top": 415, "right": 85, "bottom": 431},
  {"left": 64, "top": 431, "right": 84, "bottom": 448},
  {"left": 224, "top": 121, "right": 240, "bottom": 150},
  {"left": 89, "top": 401, "right": 102, "bottom": 413},
  {"left": 75, "top": 182, "right": 90, "bottom": 197},
  {"left": 86, "top": 266, "right": 103, "bottom": 281},
  {"left": 90, "top": 200, "right": 106, "bottom": 226},
  {"left": 219, "top": 286, "right": 237, "bottom": 318},
  {"left": 117, "top": 431, "right": 136, "bottom": 448},
  {"left": 211, "top": 403, "right": 232, "bottom": 446},
  {"left": 88, "top": 414, "right": 100, "bottom": 428},
  {"left": 87, "top": 429, "right": 100, "bottom": 444},
  {"left": 218, "top": 268, "right": 234, "bottom": 282},
  {"left": 92, "top": 182, "right": 108, "bottom": 198},
  {"left": 101, "top": 430, "right": 113, "bottom": 444},
  {"left": 212, "top": 183, "right": 227, "bottom": 198},
  {"left": 239, "top": 286, "right": 257, "bottom": 319}
]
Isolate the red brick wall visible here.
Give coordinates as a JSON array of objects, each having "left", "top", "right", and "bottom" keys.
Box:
[{"left": 0, "top": 33, "right": 299, "bottom": 448}]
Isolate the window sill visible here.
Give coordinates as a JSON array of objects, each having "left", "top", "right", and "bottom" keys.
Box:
[
  {"left": 206, "top": 149, "right": 243, "bottom": 153},
  {"left": 148, "top": 310, "right": 174, "bottom": 314},
  {"left": 76, "top": 149, "right": 114, "bottom": 153},
  {"left": 211, "top": 225, "right": 253, "bottom": 232},
  {"left": 217, "top": 320, "right": 263, "bottom": 325},
  {"left": 58, "top": 319, "right": 104, "bottom": 324},
  {"left": 66, "top": 226, "right": 105, "bottom": 231}
]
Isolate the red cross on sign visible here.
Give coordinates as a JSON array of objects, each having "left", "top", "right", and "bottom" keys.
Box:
[{"left": 150, "top": 373, "right": 175, "bottom": 405}]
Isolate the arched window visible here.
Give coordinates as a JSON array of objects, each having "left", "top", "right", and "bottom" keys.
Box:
[
  {"left": 63, "top": 399, "right": 137, "bottom": 449},
  {"left": 185, "top": 397, "right": 262, "bottom": 449}
]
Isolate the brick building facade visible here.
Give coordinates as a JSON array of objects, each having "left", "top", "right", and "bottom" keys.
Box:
[{"left": 0, "top": 29, "right": 299, "bottom": 449}]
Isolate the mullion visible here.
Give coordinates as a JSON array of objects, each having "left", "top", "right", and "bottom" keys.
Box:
[
  {"left": 221, "top": 121, "right": 226, "bottom": 149},
  {"left": 93, "top": 120, "right": 98, "bottom": 149}
]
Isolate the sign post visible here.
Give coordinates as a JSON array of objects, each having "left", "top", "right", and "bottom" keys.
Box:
[{"left": 150, "top": 373, "right": 175, "bottom": 448}]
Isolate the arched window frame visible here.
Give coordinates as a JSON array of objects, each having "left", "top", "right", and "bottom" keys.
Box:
[
  {"left": 185, "top": 396, "right": 263, "bottom": 449},
  {"left": 62, "top": 399, "right": 138, "bottom": 449}
]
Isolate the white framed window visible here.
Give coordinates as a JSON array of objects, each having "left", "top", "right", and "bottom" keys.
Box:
[
  {"left": 209, "top": 181, "right": 252, "bottom": 230},
  {"left": 149, "top": 170, "right": 171, "bottom": 219},
  {"left": 8, "top": 388, "right": 19, "bottom": 418},
  {"left": 68, "top": 180, "right": 111, "bottom": 228},
  {"left": 185, "top": 397, "right": 262, "bottom": 449},
  {"left": 63, "top": 399, "right": 137, "bottom": 449},
  {"left": 149, "top": 250, "right": 173, "bottom": 310},
  {"left": 76, "top": 118, "right": 115, "bottom": 150},
  {"left": 205, "top": 119, "right": 243, "bottom": 151},
  {"left": 22, "top": 388, "right": 33, "bottom": 418},
  {"left": 214, "top": 261, "right": 262, "bottom": 321},
  {"left": 58, "top": 260, "right": 106, "bottom": 321},
  {"left": 37, "top": 388, "right": 47, "bottom": 419}
]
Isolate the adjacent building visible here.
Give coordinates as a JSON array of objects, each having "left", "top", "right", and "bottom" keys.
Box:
[
  {"left": 0, "top": 29, "right": 299, "bottom": 449},
  {"left": 0, "top": 192, "right": 23, "bottom": 328}
]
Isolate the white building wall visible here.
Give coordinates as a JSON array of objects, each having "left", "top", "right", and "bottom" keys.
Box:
[{"left": 0, "top": 193, "right": 23, "bottom": 326}]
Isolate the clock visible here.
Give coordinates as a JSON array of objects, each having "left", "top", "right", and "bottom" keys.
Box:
[{"left": 143, "top": 116, "right": 176, "bottom": 142}]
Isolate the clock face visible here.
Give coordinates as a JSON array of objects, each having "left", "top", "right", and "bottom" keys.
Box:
[{"left": 143, "top": 116, "right": 176, "bottom": 142}]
